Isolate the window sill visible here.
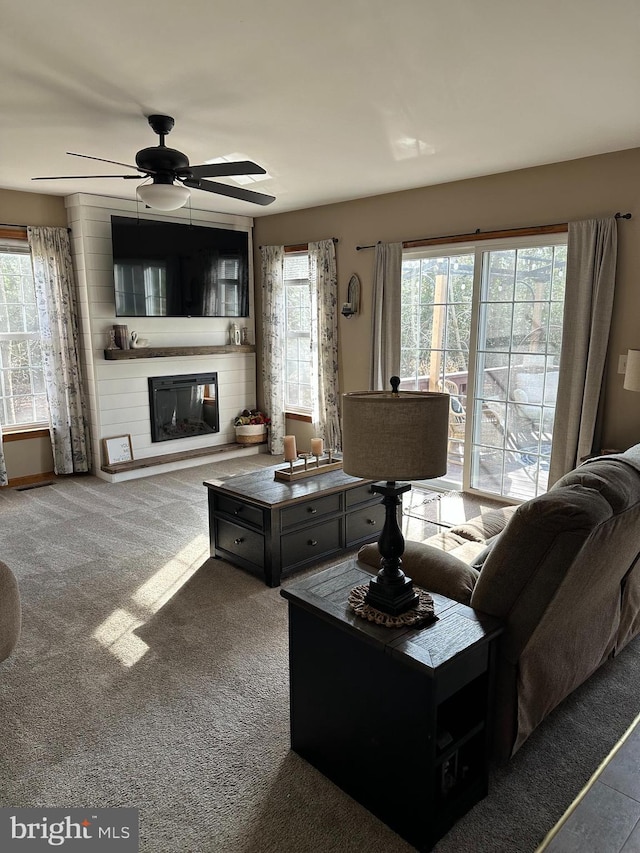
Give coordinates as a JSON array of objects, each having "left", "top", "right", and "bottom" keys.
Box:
[
  {"left": 285, "top": 412, "right": 313, "bottom": 423},
  {"left": 2, "top": 426, "right": 49, "bottom": 442}
]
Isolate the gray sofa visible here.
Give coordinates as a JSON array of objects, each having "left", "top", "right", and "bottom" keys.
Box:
[
  {"left": 0, "top": 560, "right": 21, "bottom": 663},
  {"left": 359, "top": 444, "right": 640, "bottom": 760}
]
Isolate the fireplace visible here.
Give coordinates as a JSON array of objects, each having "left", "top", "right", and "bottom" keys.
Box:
[{"left": 148, "top": 373, "right": 219, "bottom": 443}]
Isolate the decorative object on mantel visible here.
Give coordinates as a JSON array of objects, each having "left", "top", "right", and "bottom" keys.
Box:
[
  {"left": 102, "top": 434, "right": 134, "bottom": 465},
  {"left": 234, "top": 409, "right": 270, "bottom": 445},
  {"left": 113, "top": 324, "right": 129, "bottom": 350},
  {"left": 229, "top": 323, "right": 241, "bottom": 346},
  {"left": 130, "top": 331, "right": 149, "bottom": 349},
  {"left": 347, "top": 583, "right": 435, "bottom": 628},
  {"left": 342, "top": 376, "right": 449, "bottom": 617},
  {"left": 105, "top": 329, "right": 118, "bottom": 350}
]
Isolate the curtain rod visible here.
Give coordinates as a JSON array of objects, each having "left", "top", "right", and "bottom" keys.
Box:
[
  {"left": 258, "top": 237, "right": 338, "bottom": 251},
  {"left": 0, "top": 222, "right": 72, "bottom": 234},
  {"left": 355, "top": 213, "right": 632, "bottom": 251}
]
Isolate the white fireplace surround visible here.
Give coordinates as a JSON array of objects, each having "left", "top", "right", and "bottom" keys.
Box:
[{"left": 66, "top": 193, "right": 259, "bottom": 481}]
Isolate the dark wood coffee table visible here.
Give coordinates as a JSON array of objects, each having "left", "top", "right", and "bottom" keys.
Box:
[
  {"left": 204, "top": 465, "right": 385, "bottom": 586},
  {"left": 281, "top": 559, "right": 503, "bottom": 851}
]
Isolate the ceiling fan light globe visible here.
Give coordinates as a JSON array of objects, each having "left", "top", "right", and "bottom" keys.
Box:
[{"left": 136, "top": 182, "right": 191, "bottom": 211}]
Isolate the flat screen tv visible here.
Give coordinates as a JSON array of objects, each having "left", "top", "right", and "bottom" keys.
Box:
[{"left": 110, "top": 215, "right": 249, "bottom": 317}]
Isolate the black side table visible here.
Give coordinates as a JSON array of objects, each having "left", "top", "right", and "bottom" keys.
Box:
[{"left": 280, "top": 559, "right": 503, "bottom": 852}]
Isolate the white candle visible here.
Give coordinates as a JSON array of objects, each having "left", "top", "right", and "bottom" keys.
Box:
[
  {"left": 310, "top": 437, "right": 323, "bottom": 456},
  {"left": 283, "top": 435, "right": 297, "bottom": 462}
]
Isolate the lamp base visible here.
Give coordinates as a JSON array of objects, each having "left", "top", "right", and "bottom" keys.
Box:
[
  {"left": 364, "top": 481, "right": 419, "bottom": 616},
  {"left": 364, "top": 574, "right": 420, "bottom": 616}
]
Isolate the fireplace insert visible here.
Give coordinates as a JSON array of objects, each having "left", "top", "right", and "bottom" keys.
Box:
[{"left": 148, "top": 373, "right": 219, "bottom": 442}]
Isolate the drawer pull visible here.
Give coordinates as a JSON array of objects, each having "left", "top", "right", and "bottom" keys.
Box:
[
  {"left": 366, "top": 518, "right": 377, "bottom": 525},
  {"left": 308, "top": 539, "right": 318, "bottom": 547},
  {"left": 307, "top": 507, "right": 318, "bottom": 514},
  {"left": 234, "top": 537, "right": 244, "bottom": 545},
  {"left": 234, "top": 507, "right": 243, "bottom": 515}
]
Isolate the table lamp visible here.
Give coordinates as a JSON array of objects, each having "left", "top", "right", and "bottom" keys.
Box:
[
  {"left": 342, "top": 377, "right": 449, "bottom": 615},
  {"left": 624, "top": 349, "right": 640, "bottom": 392}
]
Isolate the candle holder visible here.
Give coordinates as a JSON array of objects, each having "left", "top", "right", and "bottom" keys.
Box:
[
  {"left": 274, "top": 453, "right": 343, "bottom": 482},
  {"left": 297, "top": 452, "right": 312, "bottom": 472}
]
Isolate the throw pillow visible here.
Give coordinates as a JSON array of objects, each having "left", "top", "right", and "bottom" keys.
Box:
[{"left": 357, "top": 541, "right": 480, "bottom": 605}]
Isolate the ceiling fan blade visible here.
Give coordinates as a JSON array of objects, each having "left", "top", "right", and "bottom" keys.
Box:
[
  {"left": 183, "top": 178, "right": 275, "bottom": 206},
  {"left": 32, "top": 174, "right": 142, "bottom": 181},
  {"left": 67, "top": 152, "right": 144, "bottom": 171},
  {"left": 186, "top": 161, "right": 267, "bottom": 179}
]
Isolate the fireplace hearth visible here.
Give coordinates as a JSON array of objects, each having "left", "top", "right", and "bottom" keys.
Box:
[{"left": 148, "top": 373, "right": 219, "bottom": 443}]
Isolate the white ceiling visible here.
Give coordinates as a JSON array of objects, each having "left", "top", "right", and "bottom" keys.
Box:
[{"left": 2, "top": 0, "right": 640, "bottom": 218}]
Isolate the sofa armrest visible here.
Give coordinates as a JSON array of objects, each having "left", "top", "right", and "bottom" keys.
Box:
[{"left": 358, "top": 541, "right": 479, "bottom": 605}]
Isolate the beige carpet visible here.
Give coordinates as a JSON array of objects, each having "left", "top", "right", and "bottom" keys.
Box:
[{"left": 0, "top": 457, "right": 638, "bottom": 852}]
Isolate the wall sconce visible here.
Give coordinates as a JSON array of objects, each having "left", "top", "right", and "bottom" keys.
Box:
[{"left": 341, "top": 274, "right": 360, "bottom": 318}]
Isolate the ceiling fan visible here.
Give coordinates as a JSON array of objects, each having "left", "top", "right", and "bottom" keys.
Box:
[{"left": 32, "top": 114, "right": 275, "bottom": 210}]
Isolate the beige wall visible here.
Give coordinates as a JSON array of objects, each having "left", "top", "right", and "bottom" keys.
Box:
[
  {"left": 0, "top": 188, "right": 67, "bottom": 227},
  {"left": 3, "top": 436, "right": 54, "bottom": 481},
  {"left": 254, "top": 147, "right": 640, "bottom": 453}
]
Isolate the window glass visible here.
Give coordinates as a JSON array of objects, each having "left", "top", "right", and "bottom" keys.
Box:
[
  {"left": 0, "top": 246, "right": 48, "bottom": 427},
  {"left": 284, "top": 253, "right": 313, "bottom": 413}
]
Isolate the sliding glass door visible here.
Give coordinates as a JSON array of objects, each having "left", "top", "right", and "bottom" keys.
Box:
[{"left": 400, "top": 237, "right": 567, "bottom": 500}]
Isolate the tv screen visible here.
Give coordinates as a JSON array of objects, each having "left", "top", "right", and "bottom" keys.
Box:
[{"left": 110, "top": 216, "right": 249, "bottom": 317}]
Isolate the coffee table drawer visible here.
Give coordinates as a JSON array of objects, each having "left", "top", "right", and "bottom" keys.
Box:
[
  {"left": 281, "top": 493, "right": 341, "bottom": 530},
  {"left": 216, "top": 519, "right": 264, "bottom": 568},
  {"left": 346, "top": 502, "right": 386, "bottom": 546},
  {"left": 216, "top": 496, "right": 264, "bottom": 530},
  {"left": 282, "top": 518, "right": 342, "bottom": 569}
]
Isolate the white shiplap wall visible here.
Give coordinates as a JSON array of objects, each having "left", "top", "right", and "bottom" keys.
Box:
[{"left": 65, "top": 193, "right": 258, "bottom": 480}]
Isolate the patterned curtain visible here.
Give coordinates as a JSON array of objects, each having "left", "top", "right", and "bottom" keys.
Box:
[
  {"left": 260, "top": 245, "right": 286, "bottom": 455},
  {"left": 0, "top": 421, "right": 7, "bottom": 486},
  {"left": 370, "top": 241, "right": 403, "bottom": 390},
  {"left": 548, "top": 218, "right": 618, "bottom": 484},
  {"left": 309, "top": 240, "right": 341, "bottom": 451},
  {"left": 27, "top": 227, "right": 90, "bottom": 475}
]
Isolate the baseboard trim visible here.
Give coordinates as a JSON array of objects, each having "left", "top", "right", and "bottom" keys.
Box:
[{"left": 2, "top": 471, "right": 57, "bottom": 489}]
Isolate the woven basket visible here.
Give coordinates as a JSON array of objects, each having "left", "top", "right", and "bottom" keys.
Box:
[{"left": 235, "top": 425, "right": 267, "bottom": 445}]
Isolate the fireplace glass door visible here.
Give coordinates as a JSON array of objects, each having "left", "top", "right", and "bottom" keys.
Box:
[{"left": 148, "top": 373, "right": 219, "bottom": 442}]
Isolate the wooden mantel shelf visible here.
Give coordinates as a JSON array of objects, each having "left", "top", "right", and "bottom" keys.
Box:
[{"left": 103, "top": 345, "right": 256, "bottom": 360}]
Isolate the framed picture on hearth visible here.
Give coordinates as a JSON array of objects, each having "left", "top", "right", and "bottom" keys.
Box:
[{"left": 103, "top": 434, "right": 134, "bottom": 465}]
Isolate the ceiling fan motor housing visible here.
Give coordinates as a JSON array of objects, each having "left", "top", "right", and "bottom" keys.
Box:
[{"left": 135, "top": 146, "right": 190, "bottom": 177}]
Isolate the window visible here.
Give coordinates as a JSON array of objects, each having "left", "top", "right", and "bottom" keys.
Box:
[
  {"left": 401, "top": 236, "right": 567, "bottom": 501},
  {"left": 284, "top": 253, "right": 313, "bottom": 413},
  {"left": 0, "top": 244, "right": 48, "bottom": 428}
]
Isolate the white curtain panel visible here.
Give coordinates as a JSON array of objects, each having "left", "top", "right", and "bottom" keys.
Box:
[
  {"left": 549, "top": 218, "right": 618, "bottom": 484},
  {"left": 370, "top": 241, "right": 403, "bottom": 391},
  {"left": 260, "top": 245, "right": 286, "bottom": 455},
  {"left": 27, "top": 226, "right": 90, "bottom": 475},
  {"left": 309, "top": 239, "right": 341, "bottom": 451},
  {"left": 0, "top": 420, "right": 7, "bottom": 486}
]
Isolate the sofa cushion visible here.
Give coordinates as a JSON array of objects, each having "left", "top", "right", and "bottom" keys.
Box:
[
  {"left": 358, "top": 541, "right": 480, "bottom": 604},
  {"left": 449, "top": 505, "right": 518, "bottom": 543}
]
